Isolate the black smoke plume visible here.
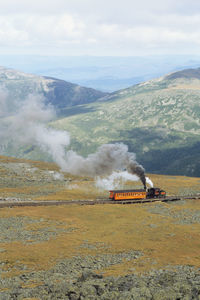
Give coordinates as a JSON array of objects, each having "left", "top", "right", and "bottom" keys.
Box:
[
  {"left": 63, "top": 143, "right": 146, "bottom": 188},
  {"left": 0, "top": 91, "right": 147, "bottom": 188}
]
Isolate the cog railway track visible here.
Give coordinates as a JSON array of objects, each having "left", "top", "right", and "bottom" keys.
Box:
[{"left": 0, "top": 195, "right": 199, "bottom": 208}]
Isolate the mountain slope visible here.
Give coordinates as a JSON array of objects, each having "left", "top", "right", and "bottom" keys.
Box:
[
  {"left": 0, "top": 66, "right": 106, "bottom": 110},
  {"left": 50, "top": 68, "right": 200, "bottom": 176}
]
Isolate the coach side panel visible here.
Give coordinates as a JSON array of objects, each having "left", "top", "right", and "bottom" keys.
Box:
[{"left": 114, "top": 191, "right": 146, "bottom": 200}]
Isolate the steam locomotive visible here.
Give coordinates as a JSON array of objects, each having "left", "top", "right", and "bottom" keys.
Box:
[{"left": 109, "top": 187, "right": 166, "bottom": 201}]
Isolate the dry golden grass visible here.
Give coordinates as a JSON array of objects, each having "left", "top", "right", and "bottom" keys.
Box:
[
  {"left": 34, "top": 181, "right": 107, "bottom": 201},
  {"left": 1, "top": 155, "right": 200, "bottom": 278},
  {"left": 0, "top": 199, "right": 200, "bottom": 278},
  {"left": 1, "top": 155, "right": 200, "bottom": 200},
  {"left": 148, "top": 173, "right": 200, "bottom": 195},
  {"left": 0, "top": 155, "right": 58, "bottom": 170},
  {"left": 33, "top": 173, "right": 200, "bottom": 201}
]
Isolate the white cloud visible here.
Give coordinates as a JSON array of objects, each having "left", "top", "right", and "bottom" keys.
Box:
[
  {"left": 0, "top": 14, "right": 85, "bottom": 46},
  {"left": 1, "top": 0, "right": 200, "bottom": 16},
  {"left": 0, "top": 0, "right": 200, "bottom": 55}
]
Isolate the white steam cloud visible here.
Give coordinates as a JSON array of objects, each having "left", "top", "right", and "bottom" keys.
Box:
[
  {"left": 0, "top": 93, "right": 70, "bottom": 168},
  {"left": 146, "top": 176, "right": 154, "bottom": 187},
  {"left": 96, "top": 171, "right": 139, "bottom": 190},
  {"left": 0, "top": 91, "right": 153, "bottom": 189},
  {"left": 96, "top": 173, "right": 154, "bottom": 191}
]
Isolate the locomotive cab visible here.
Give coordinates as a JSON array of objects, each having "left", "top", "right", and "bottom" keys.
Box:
[{"left": 147, "top": 187, "right": 166, "bottom": 198}]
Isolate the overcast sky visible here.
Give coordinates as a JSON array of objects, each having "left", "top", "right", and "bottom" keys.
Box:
[{"left": 1, "top": 0, "right": 200, "bottom": 56}]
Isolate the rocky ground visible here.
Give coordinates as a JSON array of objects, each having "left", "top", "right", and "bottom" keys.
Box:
[
  {"left": 0, "top": 202, "right": 200, "bottom": 299},
  {"left": 0, "top": 262, "right": 200, "bottom": 299},
  {"left": 0, "top": 216, "right": 75, "bottom": 244},
  {"left": 0, "top": 156, "right": 107, "bottom": 201},
  {"left": 0, "top": 156, "right": 200, "bottom": 299},
  {"left": 0, "top": 159, "right": 67, "bottom": 200},
  {"left": 146, "top": 201, "right": 200, "bottom": 225}
]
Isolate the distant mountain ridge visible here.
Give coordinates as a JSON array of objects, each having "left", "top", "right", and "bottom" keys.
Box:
[
  {"left": 166, "top": 68, "right": 200, "bottom": 80},
  {"left": 49, "top": 67, "right": 200, "bottom": 177},
  {"left": 3, "top": 54, "right": 200, "bottom": 92},
  {"left": 1, "top": 66, "right": 200, "bottom": 177},
  {"left": 0, "top": 66, "right": 107, "bottom": 110}
]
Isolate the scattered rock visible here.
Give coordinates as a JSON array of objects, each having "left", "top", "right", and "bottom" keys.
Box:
[
  {"left": 0, "top": 253, "right": 199, "bottom": 300},
  {"left": 0, "top": 216, "right": 75, "bottom": 244},
  {"left": 147, "top": 203, "right": 200, "bottom": 224}
]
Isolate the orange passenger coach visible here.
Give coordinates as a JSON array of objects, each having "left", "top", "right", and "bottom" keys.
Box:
[
  {"left": 109, "top": 189, "right": 146, "bottom": 201},
  {"left": 109, "top": 188, "right": 166, "bottom": 201}
]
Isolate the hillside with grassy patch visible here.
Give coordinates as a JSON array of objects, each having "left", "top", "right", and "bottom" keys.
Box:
[
  {"left": 50, "top": 68, "right": 200, "bottom": 176},
  {"left": 1, "top": 67, "right": 200, "bottom": 177},
  {"left": 0, "top": 66, "right": 106, "bottom": 110}
]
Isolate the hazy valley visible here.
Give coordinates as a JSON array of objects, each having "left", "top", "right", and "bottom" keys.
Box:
[
  {"left": 1, "top": 66, "right": 200, "bottom": 177},
  {"left": 2, "top": 54, "right": 200, "bottom": 92},
  {"left": 51, "top": 68, "right": 200, "bottom": 177}
]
